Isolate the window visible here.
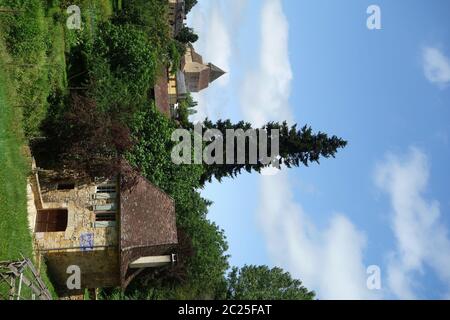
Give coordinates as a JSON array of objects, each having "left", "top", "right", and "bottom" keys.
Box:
[
  {"left": 94, "top": 184, "right": 117, "bottom": 224},
  {"left": 93, "top": 204, "right": 116, "bottom": 211},
  {"left": 57, "top": 183, "right": 75, "bottom": 190},
  {"left": 95, "top": 212, "right": 116, "bottom": 222},
  {"left": 96, "top": 184, "right": 116, "bottom": 194},
  {"left": 93, "top": 184, "right": 117, "bottom": 200},
  {"left": 35, "top": 209, "right": 68, "bottom": 232},
  {"left": 93, "top": 204, "right": 116, "bottom": 222}
]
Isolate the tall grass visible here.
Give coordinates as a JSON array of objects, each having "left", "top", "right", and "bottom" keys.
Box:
[{"left": 0, "top": 0, "right": 67, "bottom": 137}]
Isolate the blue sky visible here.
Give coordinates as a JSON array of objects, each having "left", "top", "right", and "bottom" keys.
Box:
[{"left": 188, "top": 0, "right": 450, "bottom": 299}]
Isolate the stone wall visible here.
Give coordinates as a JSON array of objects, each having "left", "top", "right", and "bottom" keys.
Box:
[
  {"left": 27, "top": 170, "right": 122, "bottom": 292},
  {"left": 45, "top": 248, "right": 120, "bottom": 295},
  {"left": 34, "top": 170, "right": 118, "bottom": 251}
]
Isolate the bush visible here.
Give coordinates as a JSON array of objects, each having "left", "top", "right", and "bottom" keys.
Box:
[
  {"left": 111, "top": 0, "right": 178, "bottom": 70},
  {"left": 92, "top": 22, "right": 158, "bottom": 94},
  {"left": 113, "top": 0, "right": 170, "bottom": 47},
  {"left": 1, "top": 1, "right": 47, "bottom": 58},
  {"left": 175, "top": 26, "right": 199, "bottom": 44},
  {"left": 126, "top": 102, "right": 204, "bottom": 193},
  {"left": 168, "top": 40, "right": 187, "bottom": 74},
  {"left": 42, "top": 93, "right": 133, "bottom": 179}
]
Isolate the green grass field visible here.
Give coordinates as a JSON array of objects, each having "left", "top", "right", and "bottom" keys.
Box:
[
  {"left": 0, "top": 65, "right": 32, "bottom": 261},
  {"left": 0, "top": 56, "right": 40, "bottom": 299}
]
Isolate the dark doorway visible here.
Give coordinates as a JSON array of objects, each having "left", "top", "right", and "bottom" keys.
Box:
[{"left": 35, "top": 209, "right": 68, "bottom": 232}]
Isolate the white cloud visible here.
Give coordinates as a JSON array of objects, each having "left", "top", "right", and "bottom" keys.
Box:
[
  {"left": 375, "top": 148, "right": 450, "bottom": 299},
  {"left": 260, "top": 147, "right": 450, "bottom": 300},
  {"left": 259, "top": 172, "right": 377, "bottom": 299},
  {"left": 251, "top": 0, "right": 378, "bottom": 299},
  {"left": 422, "top": 47, "right": 450, "bottom": 88},
  {"left": 240, "top": 0, "right": 293, "bottom": 127}
]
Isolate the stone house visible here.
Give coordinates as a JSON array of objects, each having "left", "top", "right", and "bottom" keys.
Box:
[{"left": 30, "top": 161, "right": 178, "bottom": 296}]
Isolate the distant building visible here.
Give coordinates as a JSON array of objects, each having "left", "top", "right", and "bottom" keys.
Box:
[
  {"left": 30, "top": 161, "right": 178, "bottom": 296},
  {"left": 168, "top": 70, "right": 187, "bottom": 105},
  {"left": 155, "top": 1, "right": 226, "bottom": 117},
  {"left": 167, "top": 45, "right": 226, "bottom": 115},
  {"left": 182, "top": 44, "right": 226, "bottom": 93},
  {"left": 168, "top": 0, "right": 186, "bottom": 36}
]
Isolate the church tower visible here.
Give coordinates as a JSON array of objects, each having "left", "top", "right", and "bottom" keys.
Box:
[{"left": 182, "top": 45, "right": 226, "bottom": 93}]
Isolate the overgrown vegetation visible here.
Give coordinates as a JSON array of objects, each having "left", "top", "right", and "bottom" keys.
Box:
[
  {"left": 87, "top": 21, "right": 161, "bottom": 111},
  {"left": 0, "top": 0, "right": 67, "bottom": 137}
]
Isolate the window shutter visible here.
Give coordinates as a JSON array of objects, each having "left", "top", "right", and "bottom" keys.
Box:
[
  {"left": 92, "top": 192, "right": 117, "bottom": 200},
  {"left": 93, "top": 204, "right": 116, "bottom": 211}
]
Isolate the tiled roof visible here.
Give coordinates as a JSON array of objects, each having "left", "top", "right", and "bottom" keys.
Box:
[
  {"left": 119, "top": 162, "right": 178, "bottom": 287},
  {"left": 209, "top": 63, "right": 226, "bottom": 83}
]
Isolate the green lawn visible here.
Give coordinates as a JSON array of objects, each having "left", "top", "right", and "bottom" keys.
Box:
[{"left": 0, "top": 66, "right": 32, "bottom": 261}]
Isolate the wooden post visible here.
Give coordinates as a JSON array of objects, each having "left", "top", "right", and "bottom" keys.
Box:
[
  {"left": 9, "top": 277, "right": 15, "bottom": 300},
  {"left": 17, "top": 272, "right": 23, "bottom": 300},
  {"left": 8, "top": 262, "right": 52, "bottom": 300},
  {"left": 0, "top": 259, "right": 52, "bottom": 300}
]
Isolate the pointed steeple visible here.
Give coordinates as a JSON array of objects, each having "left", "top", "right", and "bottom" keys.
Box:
[{"left": 208, "top": 63, "right": 226, "bottom": 83}]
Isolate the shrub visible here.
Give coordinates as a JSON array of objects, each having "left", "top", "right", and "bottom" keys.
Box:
[
  {"left": 93, "top": 22, "right": 158, "bottom": 91},
  {"left": 113, "top": 0, "right": 171, "bottom": 48},
  {"left": 77, "top": 22, "right": 162, "bottom": 113},
  {"left": 175, "top": 26, "right": 199, "bottom": 44},
  {"left": 43, "top": 93, "right": 133, "bottom": 179},
  {"left": 1, "top": 1, "right": 47, "bottom": 58}
]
